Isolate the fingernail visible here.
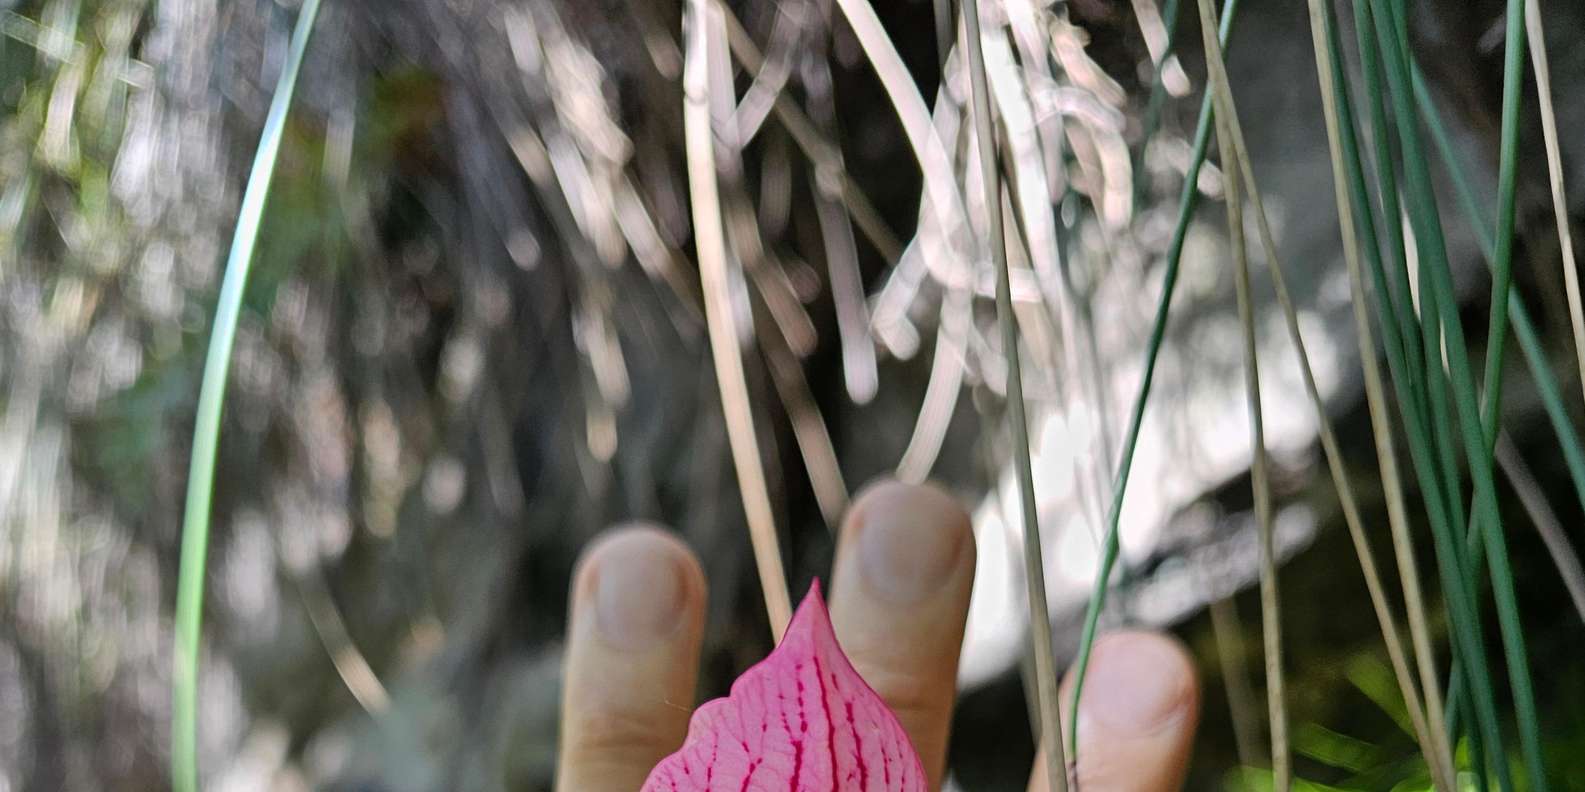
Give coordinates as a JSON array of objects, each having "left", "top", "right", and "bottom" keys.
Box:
[
  {"left": 857, "top": 482, "right": 969, "bottom": 605},
  {"left": 591, "top": 531, "right": 689, "bottom": 651},
  {"left": 1080, "top": 634, "right": 1192, "bottom": 735}
]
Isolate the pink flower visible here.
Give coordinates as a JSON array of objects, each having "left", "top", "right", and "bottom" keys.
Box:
[{"left": 642, "top": 582, "right": 928, "bottom": 791}]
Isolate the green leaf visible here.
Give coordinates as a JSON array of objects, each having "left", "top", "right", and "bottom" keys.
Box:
[{"left": 172, "top": 2, "right": 324, "bottom": 790}]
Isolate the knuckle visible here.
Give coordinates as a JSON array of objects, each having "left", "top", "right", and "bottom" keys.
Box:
[{"left": 563, "top": 707, "right": 677, "bottom": 762}]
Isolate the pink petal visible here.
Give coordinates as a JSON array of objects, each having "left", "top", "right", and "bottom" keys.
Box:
[{"left": 641, "top": 581, "right": 928, "bottom": 792}]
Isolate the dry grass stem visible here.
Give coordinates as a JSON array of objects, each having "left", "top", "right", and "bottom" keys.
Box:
[
  {"left": 1524, "top": 0, "right": 1585, "bottom": 410},
  {"left": 684, "top": 0, "right": 792, "bottom": 637},
  {"left": 1197, "top": 0, "right": 1283, "bottom": 784},
  {"left": 959, "top": 0, "right": 1068, "bottom": 788}
]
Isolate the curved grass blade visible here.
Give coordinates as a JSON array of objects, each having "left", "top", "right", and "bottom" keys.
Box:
[
  {"left": 172, "top": 2, "right": 324, "bottom": 790},
  {"left": 828, "top": 0, "right": 969, "bottom": 248},
  {"left": 1068, "top": 0, "right": 1242, "bottom": 753},
  {"left": 958, "top": 1, "right": 1068, "bottom": 787},
  {"left": 715, "top": 2, "right": 904, "bottom": 264}
]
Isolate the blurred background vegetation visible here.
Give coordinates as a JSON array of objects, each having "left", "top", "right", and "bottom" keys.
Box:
[{"left": 2, "top": 0, "right": 1584, "bottom": 789}]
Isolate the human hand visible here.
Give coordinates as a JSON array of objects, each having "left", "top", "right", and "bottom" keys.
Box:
[{"left": 555, "top": 481, "right": 1201, "bottom": 791}]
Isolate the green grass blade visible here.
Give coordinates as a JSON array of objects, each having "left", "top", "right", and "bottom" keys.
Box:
[
  {"left": 1463, "top": 0, "right": 1551, "bottom": 782},
  {"left": 1358, "top": 0, "right": 1500, "bottom": 784},
  {"left": 1416, "top": 71, "right": 1585, "bottom": 786},
  {"left": 1068, "top": 0, "right": 1243, "bottom": 752},
  {"left": 1331, "top": 1, "right": 1489, "bottom": 779},
  {"left": 172, "top": 1, "right": 324, "bottom": 790},
  {"left": 1404, "top": 8, "right": 1551, "bottom": 785},
  {"left": 1335, "top": 4, "right": 1490, "bottom": 783},
  {"left": 1370, "top": 1, "right": 1545, "bottom": 787},
  {"left": 1412, "top": 67, "right": 1585, "bottom": 517},
  {"left": 1475, "top": 0, "right": 1528, "bottom": 442}
]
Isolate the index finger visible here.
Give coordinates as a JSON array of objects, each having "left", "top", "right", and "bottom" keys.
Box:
[
  {"left": 556, "top": 526, "right": 708, "bottom": 792},
  {"left": 829, "top": 480, "right": 978, "bottom": 789}
]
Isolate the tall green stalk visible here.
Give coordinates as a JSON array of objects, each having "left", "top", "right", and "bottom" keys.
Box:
[
  {"left": 172, "top": 3, "right": 323, "bottom": 790},
  {"left": 1477, "top": 0, "right": 1529, "bottom": 439},
  {"left": 1068, "top": 0, "right": 1242, "bottom": 752}
]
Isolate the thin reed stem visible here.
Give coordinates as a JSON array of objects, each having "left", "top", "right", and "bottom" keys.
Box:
[
  {"left": 1200, "top": 14, "right": 1288, "bottom": 782},
  {"left": 683, "top": 0, "right": 793, "bottom": 638},
  {"left": 1523, "top": 0, "right": 1585, "bottom": 413},
  {"left": 959, "top": 1, "right": 1068, "bottom": 788},
  {"left": 1495, "top": 434, "right": 1585, "bottom": 624},
  {"left": 1069, "top": 0, "right": 1243, "bottom": 747},
  {"left": 1210, "top": 597, "right": 1263, "bottom": 769}
]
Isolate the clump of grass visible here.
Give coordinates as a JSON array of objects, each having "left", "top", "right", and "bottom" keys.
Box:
[
  {"left": 1301, "top": 0, "right": 1454, "bottom": 784},
  {"left": 1316, "top": 0, "right": 1553, "bottom": 786},
  {"left": 1070, "top": 1, "right": 1567, "bottom": 788},
  {"left": 173, "top": 1, "right": 323, "bottom": 789}
]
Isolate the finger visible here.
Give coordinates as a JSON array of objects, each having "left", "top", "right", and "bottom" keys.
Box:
[
  {"left": 829, "top": 480, "right": 976, "bottom": 789},
  {"left": 556, "top": 525, "right": 707, "bottom": 792},
  {"left": 1027, "top": 631, "right": 1201, "bottom": 792}
]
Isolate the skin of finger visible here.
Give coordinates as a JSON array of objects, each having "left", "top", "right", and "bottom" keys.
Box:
[
  {"left": 555, "top": 525, "right": 708, "bottom": 792},
  {"left": 1027, "top": 631, "right": 1201, "bottom": 792},
  {"left": 829, "top": 480, "right": 977, "bottom": 790}
]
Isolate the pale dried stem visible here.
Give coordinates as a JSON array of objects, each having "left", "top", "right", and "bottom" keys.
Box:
[
  {"left": 1525, "top": 0, "right": 1585, "bottom": 412},
  {"left": 959, "top": 0, "right": 1068, "bottom": 788},
  {"left": 1197, "top": 0, "right": 1295, "bottom": 785},
  {"left": 1495, "top": 434, "right": 1585, "bottom": 625},
  {"left": 684, "top": 0, "right": 792, "bottom": 637}
]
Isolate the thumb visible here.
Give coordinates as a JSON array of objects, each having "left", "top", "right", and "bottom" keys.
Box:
[{"left": 1028, "top": 631, "right": 1201, "bottom": 792}]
